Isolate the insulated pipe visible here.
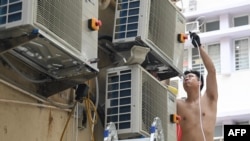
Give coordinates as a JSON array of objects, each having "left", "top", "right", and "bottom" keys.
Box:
[
  {"left": 0, "top": 79, "right": 75, "bottom": 109},
  {"left": 0, "top": 98, "right": 71, "bottom": 112},
  {"left": 0, "top": 79, "right": 48, "bottom": 103}
]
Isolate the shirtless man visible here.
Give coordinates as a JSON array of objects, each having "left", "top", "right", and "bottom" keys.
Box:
[{"left": 177, "top": 32, "right": 218, "bottom": 141}]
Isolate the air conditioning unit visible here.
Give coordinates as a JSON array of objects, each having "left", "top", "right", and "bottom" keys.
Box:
[
  {"left": 112, "top": 0, "right": 185, "bottom": 78},
  {"left": 105, "top": 65, "right": 177, "bottom": 141},
  {"left": 0, "top": 0, "right": 99, "bottom": 79},
  {"left": 185, "top": 21, "right": 200, "bottom": 34}
]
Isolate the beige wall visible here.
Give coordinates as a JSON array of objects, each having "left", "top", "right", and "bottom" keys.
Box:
[{"left": 0, "top": 80, "right": 104, "bottom": 141}]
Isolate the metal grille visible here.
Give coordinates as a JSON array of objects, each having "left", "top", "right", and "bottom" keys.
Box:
[
  {"left": 208, "top": 44, "right": 221, "bottom": 73},
  {"left": 0, "top": 0, "right": 23, "bottom": 25},
  {"left": 106, "top": 65, "right": 176, "bottom": 141},
  {"left": 106, "top": 69, "right": 132, "bottom": 130},
  {"left": 36, "top": 0, "right": 82, "bottom": 51},
  {"left": 141, "top": 70, "right": 169, "bottom": 140},
  {"left": 114, "top": 0, "right": 140, "bottom": 40},
  {"left": 148, "top": 0, "right": 176, "bottom": 60},
  {"left": 234, "top": 38, "right": 249, "bottom": 70},
  {"left": 192, "top": 47, "right": 205, "bottom": 74}
]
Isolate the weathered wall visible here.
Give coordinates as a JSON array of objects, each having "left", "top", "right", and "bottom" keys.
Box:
[{"left": 0, "top": 80, "right": 104, "bottom": 141}]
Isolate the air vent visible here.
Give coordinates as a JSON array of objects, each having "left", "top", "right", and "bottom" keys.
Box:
[{"left": 112, "top": 0, "right": 185, "bottom": 77}]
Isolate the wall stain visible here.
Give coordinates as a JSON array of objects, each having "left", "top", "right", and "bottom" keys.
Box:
[
  {"left": 47, "top": 109, "right": 53, "bottom": 138},
  {"left": 4, "top": 125, "right": 7, "bottom": 134}
]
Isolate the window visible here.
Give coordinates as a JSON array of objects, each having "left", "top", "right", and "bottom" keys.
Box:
[
  {"left": 234, "top": 15, "right": 249, "bottom": 27},
  {"left": 192, "top": 48, "right": 204, "bottom": 74},
  {"left": 236, "top": 121, "right": 250, "bottom": 125},
  {"left": 214, "top": 125, "right": 223, "bottom": 137},
  {"left": 214, "top": 125, "right": 223, "bottom": 141},
  {"left": 234, "top": 38, "right": 249, "bottom": 70},
  {"left": 206, "top": 21, "right": 220, "bottom": 32},
  {"left": 208, "top": 44, "right": 221, "bottom": 73},
  {"left": 214, "top": 137, "right": 224, "bottom": 141}
]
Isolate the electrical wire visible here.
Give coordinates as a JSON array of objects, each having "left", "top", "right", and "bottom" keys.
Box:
[
  {"left": 84, "top": 96, "right": 98, "bottom": 141},
  {"left": 189, "top": 16, "right": 207, "bottom": 141},
  {"left": 95, "top": 77, "right": 99, "bottom": 113},
  {"left": 84, "top": 77, "right": 99, "bottom": 141},
  {"left": 75, "top": 102, "right": 79, "bottom": 141},
  {"left": 60, "top": 102, "right": 78, "bottom": 141},
  {"left": 86, "top": 77, "right": 100, "bottom": 141},
  {"left": 0, "top": 79, "right": 48, "bottom": 103},
  {"left": 195, "top": 16, "right": 206, "bottom": 28},
  {"left": 197, "top": 46, "right": 206, "bottom": 141},
  {"left": 46, "top": 98, "right": 76, "bottom": 109},
  {"left": 191, "top": 37, "right": 207, "bottom": 141},
  {"left": 0, "top": 98, "right": 71, "bottom": 112},
  {"left": 189, "top": 17, "right": 207, "bottom": 141},
  {"left": 91, "top": 77, "right": 99, "bottom": 138},
  {"left": 0, "top": 78, "right": 75, "bottom": 110},
  {"left": 0, "top": 57, "right": 76, "bottom": 109}
]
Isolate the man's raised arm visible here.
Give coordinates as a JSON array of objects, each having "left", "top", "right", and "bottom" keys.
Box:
[{"left": 190, "top": 32, "right": 218, "bottom": 101}]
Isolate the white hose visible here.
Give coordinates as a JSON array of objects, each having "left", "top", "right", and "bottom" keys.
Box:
[
  {"left": 0, "top": 98, "right": 71, "bottom": 112},
  {"left": 0, "top": 78, "right": 75, "bottom": 109}
]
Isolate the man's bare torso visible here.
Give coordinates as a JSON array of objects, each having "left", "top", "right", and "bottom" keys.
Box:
[{"left": 177, "top": 94, "right": 217, "bottom": 141}]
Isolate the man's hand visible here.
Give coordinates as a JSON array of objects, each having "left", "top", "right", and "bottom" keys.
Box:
[{"left": 189, "top": 31, "right": 201, "bottom": 48}]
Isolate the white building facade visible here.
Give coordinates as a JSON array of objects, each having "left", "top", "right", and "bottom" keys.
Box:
[{"left": 174, "top": 0, "right": 250, "bottom": 140}]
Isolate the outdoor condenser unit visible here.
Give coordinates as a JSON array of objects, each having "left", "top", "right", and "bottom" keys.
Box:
[
  {"left": 0, "top": 0, "right": 99, "bottom": 79},
  {"left": 112, "top": 0, "right": 185, "bottom": 76},
  {"left": 105, "top": 65, "right": 177, "bottom": 141}
]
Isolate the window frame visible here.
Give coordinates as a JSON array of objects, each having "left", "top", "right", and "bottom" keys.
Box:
[
  {"left": 207, "top": 42, "right": 221, "bottom": 74},
  {"left": 184, "top": 43, "right": 221, "bottom": 75},
  {"left": 233, "top": 14, "right": 249, "bottom": 27},
  {"left": 191, "top": 47, "right": 205, "bottom": 75},
  {"left": 204, "top": 20, "right": 220, "bottom": 32},
  {"left": 182, "top": 46, "right": 192, "bottom": 72},
  {"left": 233, "top": 37, "right": 250, "bottom": 71},
  {"left": 214, "top": 124, "right": 223, "bottom": 138},
  {"left": 236, "top": 120, "right": 250, "bottom": 125},
  {"left": 199, "top": 19, "right": 220, "bottom": 33}
]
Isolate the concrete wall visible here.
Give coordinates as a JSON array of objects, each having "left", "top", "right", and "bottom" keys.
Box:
[{"left": 0, "top": 80, "right": 104, "bottom": 141}]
